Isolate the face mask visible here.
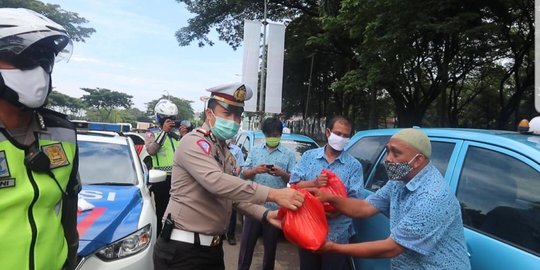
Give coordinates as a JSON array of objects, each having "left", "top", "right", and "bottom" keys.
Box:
[
  {"left": 266, "top": 137, "right": 281, "bottom": 148},
  {"left": 384, "top": 154, "right": 419, "bottom": 180},
  {"left": 327, "top": 132, "right": 350, "bottom": 151},
  {"left": 210, "top": 110, "right": 240, "bottom": 141},
  {"left": 0, "top": 66, "right": 50, "bottom": 108}
]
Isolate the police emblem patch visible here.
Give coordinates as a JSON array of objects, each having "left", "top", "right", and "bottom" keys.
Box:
[
  {"left": 0, "top": 151, "right": 11, "bottom": 178},
  {"left": 233, "top": 85, "right": 247, "bottom": 102},
  {"left": 196, "top": 139, "right": 211, "bottom": 156},
  {"left": 42, "top": 143, "right": 70, "bottom": 169}
]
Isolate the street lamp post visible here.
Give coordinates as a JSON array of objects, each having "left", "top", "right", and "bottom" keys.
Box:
[{"left": 257, "top": 0, "right": 268, "bottom": 114}]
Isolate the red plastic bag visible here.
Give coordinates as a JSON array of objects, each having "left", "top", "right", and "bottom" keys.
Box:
[
  {"left": 278, "top": 187, "right": 328, "bottom": 250},
  {"left": 319, "top": 169, "right": 348, "bottom": 212}
]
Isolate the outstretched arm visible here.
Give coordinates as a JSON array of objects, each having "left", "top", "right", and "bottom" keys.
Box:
[
  {"left": 320, "top": 237, "right": 405, "bottom": 258},
  {"left": 307, "top": 188, "right": 379, "bottom": 219}
]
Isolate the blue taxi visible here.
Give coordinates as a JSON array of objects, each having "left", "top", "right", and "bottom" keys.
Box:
[
  {"left": 235, "top": 130, "right": 319, "bottom": 161},
  {"left": 345, "top": 126, "right": 540, "bottom": 269}
]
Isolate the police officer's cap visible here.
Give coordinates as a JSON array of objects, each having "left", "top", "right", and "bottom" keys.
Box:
[{"left": 206, "top": 82, "right": 253, "bottom": 115}]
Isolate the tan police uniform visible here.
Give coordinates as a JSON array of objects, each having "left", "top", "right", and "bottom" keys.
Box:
[{"left": 153, "top": 83, "right": 270, "bottom": 270}]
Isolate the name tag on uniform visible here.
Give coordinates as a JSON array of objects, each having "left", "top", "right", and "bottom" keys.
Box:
[
  {"left": 0, "top": 151, "right": 15, "bottom": 189},
  {"left": 42, "top": 143, "right": 70, "bottom": 169}
]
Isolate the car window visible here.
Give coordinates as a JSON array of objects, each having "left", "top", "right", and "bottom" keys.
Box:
[
  {"left": 347, "top": 136, "right": 391, "bottom": 179},
  {"left": 457, "top": 146, "right": 540, "bottom": 254},
  {"left": 253, "top": 138, "right": 318, "bottom": 160},
  {"left": 78, "top": 140, "right": 136, "bottom": 185},
  {"left": 367, "top": 141, "right": 455, "bottom": 191}
]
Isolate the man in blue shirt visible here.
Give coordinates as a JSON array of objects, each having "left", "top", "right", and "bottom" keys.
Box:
[
  {"left": 238, "top": 118, "right": 297, "bottom": 270},
  {"left": 226, "top": 139, "right": 245, "bottom": 245},
  {"left": 310, "top": 128, "right": 470, "bottom": 270},
  {"left": 289, "top": 116, "right": 364, "bottom": 270}
]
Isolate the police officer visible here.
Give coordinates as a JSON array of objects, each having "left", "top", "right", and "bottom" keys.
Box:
[
  {"left": 178, "top": 120, "right": 193, "bottom": 138},
  {"left": 0, "top": 8, "right": 80, "bottom": 270},
  {"left": 145, "top": 99, "right": 180, "bottom": 235},
  {"left": 153, "top": 83, "right": 304, "bottom": 270}
]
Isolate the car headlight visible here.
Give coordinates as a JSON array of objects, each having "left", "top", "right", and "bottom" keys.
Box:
[{"left": 95, "top": 224, "right": 152, "bottom": 261}]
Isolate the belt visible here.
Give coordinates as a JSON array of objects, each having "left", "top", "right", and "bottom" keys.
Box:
[{"left": 170, "top": 229, "right": 222, "bottom": 247}]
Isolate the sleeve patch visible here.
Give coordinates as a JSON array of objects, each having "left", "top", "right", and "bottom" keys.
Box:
[{"left": 196, "top": 139, "right": 211, "bottom": 155}]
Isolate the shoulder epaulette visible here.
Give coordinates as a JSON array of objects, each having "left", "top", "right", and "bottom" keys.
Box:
[
  {"left": 196, "top": 128, "right": 210, "bottom": 136},
  {"left": 37, "top": 108, "right": 68, "bottom": 119},
  {"left": 36, "top": 108, "right": 73, "bottom": 129}
]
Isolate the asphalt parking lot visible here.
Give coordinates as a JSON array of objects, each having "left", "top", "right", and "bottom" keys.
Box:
[{"left": 223, "top": 221, "right": 299, "bottom": 270}]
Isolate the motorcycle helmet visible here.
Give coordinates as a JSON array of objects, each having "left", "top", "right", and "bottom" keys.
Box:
[
  {"left": 0, "top": 8, "right": 73, "bottom": 108},
  {"left": 154, "top": 99, "right": 178, "bottom": 125}
]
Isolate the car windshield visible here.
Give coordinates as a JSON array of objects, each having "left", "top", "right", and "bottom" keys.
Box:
[
  {"left": 254, "top": 138, "right": 318, "bottom": 160},
  {"left": 78, "top": 140, "right": 136, "bottom": 185}
]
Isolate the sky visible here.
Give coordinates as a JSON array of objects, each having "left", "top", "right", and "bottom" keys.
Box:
[{"left": 44, "top": 0, "right": 243, "bottom": 113}]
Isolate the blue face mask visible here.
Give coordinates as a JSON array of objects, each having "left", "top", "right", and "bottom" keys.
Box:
[{"left": 210, "top": 111, "right": 240, "bottom": 141}]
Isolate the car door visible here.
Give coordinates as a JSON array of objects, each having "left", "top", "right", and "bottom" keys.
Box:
[
  {"left": 348, "top": 136, "right": 462, "bottom": 270},
  {"left": 453, "top": 142, "right": 540, "bottom": 269}
]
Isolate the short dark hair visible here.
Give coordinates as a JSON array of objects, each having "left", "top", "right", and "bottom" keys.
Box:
[
  {"left": 327, "top": 116, "right": 352, "bottom": 130},
  {"left": 261, "top": 117, "right": 282, "bottom": 136},
  {"left": 207, "top": 98, "right": 244, "bottom": 115}
]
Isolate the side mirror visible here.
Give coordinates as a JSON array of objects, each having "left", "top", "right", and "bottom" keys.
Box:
[{"left": 148, "top": 169, "right": 167, "bottom": 184}]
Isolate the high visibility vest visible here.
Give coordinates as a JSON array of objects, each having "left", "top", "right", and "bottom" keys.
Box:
[
  {"left": 0, "top": 114, "right": 76, "bottom": 270},
  {"left": 151, "top": 131, "right": 178, "bottom": 174}
]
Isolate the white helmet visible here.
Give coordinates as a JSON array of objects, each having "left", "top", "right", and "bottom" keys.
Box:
[
  {"left": 0, "top": 8, "right": 73, "bottom": 61},
  {"left": 530, "top": 116, "right": 540, "bottom": 135},
  {"left": 0, "top": 8, "right": 73, "bottom": 108},
  {"left": 154, "top": 99, "right": 178, "bottom": 124}
]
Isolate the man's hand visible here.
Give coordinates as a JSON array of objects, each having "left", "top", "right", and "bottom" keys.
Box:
[
  {"left": 314, "top": 173, "right": 328, "bottom": 187},
  {"left": 305, "top": 187, "right": 334, "bottom": 203},
  {"left": 268, "top": 188, "right": 304, "bottom": 211},
  {"left": 316, "top": 240, "right": 337, "bottom": 253},
  {"left": 269, "top": 166, "right": 286, "bottom": 177},
  {"left": 266, "top": 210, "right": 282, "bottom": 229},
  {"left": 162, "top": 119, "right": 175, "bottom": 133},
  {"left": 253, "top": 164, "right": 271, "bottom": 174}
]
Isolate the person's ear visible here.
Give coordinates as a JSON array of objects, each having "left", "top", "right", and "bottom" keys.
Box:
[
  {"left": 325, "top": 128, "right": 331, "bottom": 138},
  {"left": 411, "top": 154, "right": 425, "bottom": 168},
  {"left": 205, "top": 109, "right": 213, "bottom": 121}
]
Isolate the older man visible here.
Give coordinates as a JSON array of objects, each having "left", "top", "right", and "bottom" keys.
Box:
[{"left": 311, "top": 128, "right": 471, "bottom": 270}]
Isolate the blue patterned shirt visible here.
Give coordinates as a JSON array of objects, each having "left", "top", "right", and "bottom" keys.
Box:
[
  {"left": 229, "top": 144, "right": 245, "bottom": 167},
  {"left": 242, "top": 143, "right": 296, "bottom": 210},
  {"left": 290, "top": 146, "right": 364, "bottom": 243},
  {"left": 366, "top": 163, "right": 471, "bottom": 270}
]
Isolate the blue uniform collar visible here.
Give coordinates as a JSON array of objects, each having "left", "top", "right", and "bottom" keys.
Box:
[
  {"left": 262, "top": 143, "right": 285, "bottom": 153},
  {"left": 405, "top": 162, "right": 432, "bottom": 191},
  {"left": 315, "top": 145, "right": 345, "bottom": 164}
]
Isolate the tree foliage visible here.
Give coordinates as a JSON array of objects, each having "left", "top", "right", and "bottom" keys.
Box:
[
  {"left": 174, "top": 0, "right": 535, "bottom": 130},
  {"left": 81, "top": 88, "right": 133, "bottom": 122},
  {"left": 47, "top": 90, "right": 85, "bottom": 117},
  {"left": 0, "top": 0, "right": 96, "bottom": 42},
  {"left": 174, "top": 0, "right": 317, "bottom": 49}
]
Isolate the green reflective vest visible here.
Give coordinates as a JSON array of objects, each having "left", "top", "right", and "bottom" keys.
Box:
[
  {"left": 151, "top": 131, "right": 179, "bottom": 174},
  {"left": 0, "top": 118, "right": 76, "bottom": 270}
]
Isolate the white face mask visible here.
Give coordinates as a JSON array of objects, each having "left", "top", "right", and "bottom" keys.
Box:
[
  {"left": 327, "top": 132, "right": 350, "bottom": 151},
  {"left": 0, "top": 66, "right": 50, "bottom": 108}
]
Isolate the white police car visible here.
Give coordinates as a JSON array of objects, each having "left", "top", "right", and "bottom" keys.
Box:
[{"left": 76, "top": 130, "right": 166, "bottom": 269}]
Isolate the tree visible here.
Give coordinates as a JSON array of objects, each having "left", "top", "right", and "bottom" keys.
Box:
[
  {"left": 47, "top": 90, "right": 85, "bottom": 117},
  {"left": 0, "top": 0, "right": 95, "bottom": 42},
  {"left": 81, "top": 88, "right": 133, "bottom": 122},
  {"left": 173, "top": 0, "right": 317, "bottom": 49},
  {"left": 145, "top": 96, "right": 194, "bottom": 124}
]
